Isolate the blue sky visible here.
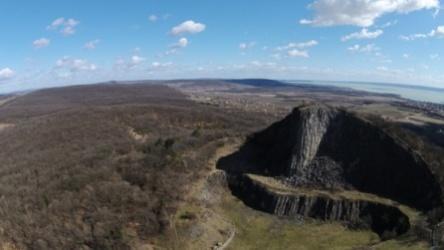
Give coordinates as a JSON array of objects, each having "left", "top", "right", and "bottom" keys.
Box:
[{"left": 1, "top": 0, "right": 444, "bottom": 92}]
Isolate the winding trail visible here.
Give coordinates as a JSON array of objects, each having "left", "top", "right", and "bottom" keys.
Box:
[
  {"left": 206, "top": 140, "right": 239, "bottom": 250},
  {"left": 174, "top": 138, "right": 240, "bottom": 250},
  {"left": 216, "top": 228, "right": 236, "bottom": 250}
]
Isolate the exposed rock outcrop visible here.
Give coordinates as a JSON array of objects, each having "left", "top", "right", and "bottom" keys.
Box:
[
  {"left": 228, "top": 174, "right": 410, "bottom": 237},
  {"left": 218, "top": 104, "right": 442, "bottom": 211},
  {"left": 217, "top": 104, "right": 444, "bottom": 239},
  {"left": 288, "top": 106, "right": 335, "bottom": 176}
]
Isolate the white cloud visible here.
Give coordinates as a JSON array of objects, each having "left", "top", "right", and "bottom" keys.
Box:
[
  {"left": 56, "top": 57, "right": 97, "bottom": 72},
  {"left": 300, "top": 0, "right": 439, "bottom": 27},
  {"left": 48, "top": 17, "right": 65, "bottom": 28},
  {"left": 151, "top": 62, "right": 173, "bottom": 68},
  {"left": 300, "top": 19, "right": 314, "bottom": 25},
  {"left": 113, "top": 55, "right": 147, "bottom": 70},
  {"left": 131, "top": 55, "right": 146, "bottom": 65},
  {"left": 430, "top": 53, "right": 440, "bottom": 60},
  {"left": 378, "top": 57, "right": 393, "bottom": 64},
  {"left": 430, "top": 25, "right": 444, "bottom": 36},
  {"left": 113, "top": 58, "right": 127, "bottom": 69},
  {"left": 84, "top": 39, "right": 100, "bottom": 50},
  {"left": 348, "top": 44, "right": 380, "bottom": 53},
  {"left": 249, "top": 61, "right": 278, "bottom": 68},
  {"left": 341, "top": 28, "right": 383, "bottom": 41},
  {"left": 177, "top": 37, "right": 189, "bottom": 48},
  {"left": 403, "top": 53, "right": 410, "bottom": 58},
  {"left": 165, "top": 49, "right": 178, "bottom": 56},
  {"left": 165, "top": 38, "right": 189, "bottom": 55},
  {"left": 271, "top": 53, "right": 282, "bottom": 60},
  {"left": 276, "top": 40, "right": 319, "bottom": 51},
  {"left": 288, "top": 49, "right": 309, "bottom": 58},
  {"left": 239, "top": 42, "right": 256, "bottom": 50},
  {"left": 0, "top": 68, "right": 15, "bottom": 80},
  {"left": 149, "top": 14, "right": 170, "bottom": 22},
  {"left": 47, "top": 17, "right": 80, "bottom": 36},
  {"left": 149, "top": 15, "right": 158, "bottom": 22},
  {"left": 378, "top": 20, "right": 398, "bottom": 28},
  {"left": 171, "top": 20, "right": 206, "bottom": 35},
  {"left": 272, "top": 40, "right": 318, "bottom": 59},
  {"left": 33, "top": 38, "right": 50, "bottom": 48},
  {"left": 348, "top": 44, "right": 390, "bottom": 63},
  {"left": 401, "top": 25, "right": 444, "bottom": 40},
  {"left": 400, "top": 33, "right": 429, "bottom": 40},
  {"left": 348, "top": 44, "right": 361, "bottom": 52},
  {"left": 295, "top": 40, "right": 319, "bottom": 48},
  {"left": 377, "top": 66, "right": 388, "bottom": 71}
]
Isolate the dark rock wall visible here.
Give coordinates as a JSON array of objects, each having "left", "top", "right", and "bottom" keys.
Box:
[
  {"left": 228, "top": 174, "right": 410, "bottom": 238},
  {"left": 219, "top": 106, "right": 442, "bottom": 211},
  {"left": 319, "top": 113, "right": 442, "bottom": 211},
  {"left": 217, "top": 109, "right": 301, "bottom": 176}
]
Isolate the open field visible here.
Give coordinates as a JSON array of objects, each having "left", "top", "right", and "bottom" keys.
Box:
[{"left": 219, "top": 194, "right": 429, "bottom": 250}]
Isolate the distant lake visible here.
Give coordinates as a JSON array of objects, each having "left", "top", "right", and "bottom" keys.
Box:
[{"left": 286, "top": 80, "right": 444, "bottom": 104}]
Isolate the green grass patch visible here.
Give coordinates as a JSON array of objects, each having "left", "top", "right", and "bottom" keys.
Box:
[{"left": 219, "top": 195, "right": 429, "bottom": 250}]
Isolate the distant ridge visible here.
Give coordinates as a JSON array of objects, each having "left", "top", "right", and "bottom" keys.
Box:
[
  {"left": 226, "top": 79, "right": 292, "bottom": 88},
  {"left": 286, "top": 79, "right": 444, "bottom": 92}
]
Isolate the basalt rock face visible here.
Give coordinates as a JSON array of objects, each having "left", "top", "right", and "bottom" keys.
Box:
[
  {"left": 228, "top": 174, "right": 410, "bottom": 237},
  {"left": 218, "top": 105, "right": 442, "bottom": 211}
]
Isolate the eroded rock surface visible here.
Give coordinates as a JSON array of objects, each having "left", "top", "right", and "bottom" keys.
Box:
[
  {"left": 218, "top": 104, "right": 443, "bottom": 238},
  {"left": 228, "top": 174, "right": 410, "bottom": 237},
  {"left": 218, "top": 104, "right": 442, "bottom": 211}
]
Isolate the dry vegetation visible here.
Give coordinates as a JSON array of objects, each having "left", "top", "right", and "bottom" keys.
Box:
[
  {"left": 0, "top": 84, "right": 271, "bottom": 249},
  {"left": 0, "top": 81, "right": 442, "bottom": 249}
]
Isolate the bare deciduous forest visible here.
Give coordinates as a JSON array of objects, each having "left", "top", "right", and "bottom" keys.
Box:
[{"left": 0, "top": 84, "right": 271, "bottom": 249}]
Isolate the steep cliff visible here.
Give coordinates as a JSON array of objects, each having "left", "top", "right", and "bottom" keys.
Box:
[
  {"left": 228, "top": 174, "right": 410, "bottom": 237},
  {"left": 288, "top": 106, "right": 335, "bottom": 176},
  {"left": 218, "top": 104, "right": 442, "bottom": 211},
  {"left": 217, "top": 104, "right": 444, "bottom": 239}
]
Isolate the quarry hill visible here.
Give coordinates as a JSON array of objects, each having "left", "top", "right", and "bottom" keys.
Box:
[{"left": 218, "top": 104, "right": 444, "bottom": 239}]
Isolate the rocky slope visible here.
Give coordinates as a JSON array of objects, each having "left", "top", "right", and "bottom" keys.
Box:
[
  {"left": 228, "top": 174, "right": 410, "bottom": 237},
  {"left": 218, "top": 104, "right": 443, "bottom": 238},
  {"left": 219, "top": 104, "right": 442, "bottom": 211}
]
